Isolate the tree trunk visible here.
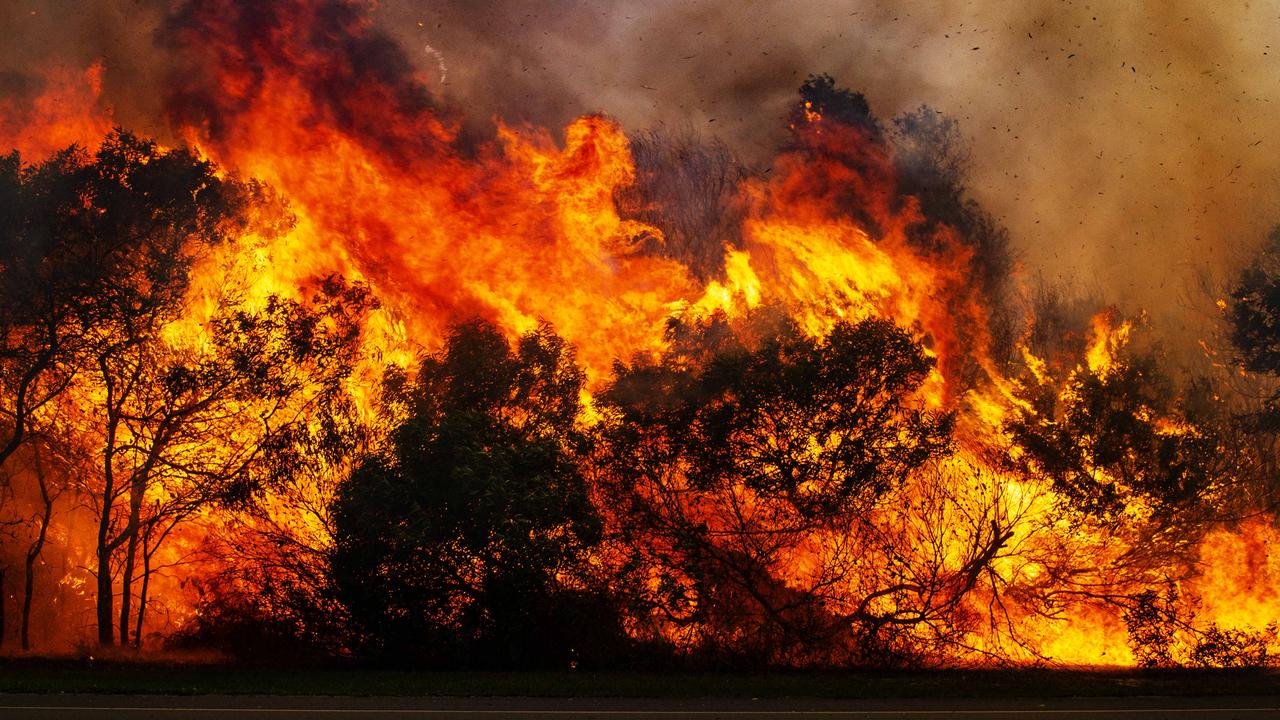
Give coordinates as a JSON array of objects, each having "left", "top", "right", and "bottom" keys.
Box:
[
  {"left": 21, "top": 559, "right": 36, "bottom": 651},
  {"left": 23, "top": 449, "right": 55, "bottom": 651},
  {"left": 118, "top": 456, "right": 148, "bottom": 648},
  {"left": 97, "top": 428, "right": 117, "bottom": 646},
  {"left": 95, "top": 542, "right": 113, "bottom": 646},
  {"left": 134, "top": 537, "right": 151, "bottom": 649},
  {"left": 118, "top": 531, "right": 137, "bottom": 648},
  {"left": 0, "top": 567, "right": 7, "bottom": 649}
]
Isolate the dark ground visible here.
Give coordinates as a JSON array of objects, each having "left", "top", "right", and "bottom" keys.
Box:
[
  {"left": 0, "top": 693, "right": 1278, "bottom": 719},
  {"left": 1, "top": 659, "right": 1280, "bottom": 699}
]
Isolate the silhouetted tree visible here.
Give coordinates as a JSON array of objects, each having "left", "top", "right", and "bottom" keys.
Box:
[
  {"left": 171, "top": 271, "right": 380, "bottom": 660},
  {"left": 0, "top": 148, "right": 107, "bottom": 470},
  {"left": 1, "top": 434, "right": 78, "bottom": 650},
  {"left": 1230, "top": 227, "right": 1280, "bottom": 418},
  {"left": 773, "top": 78, "right": 1011, "bottom": 394},
  {"left": 0, "top": 131, "right": 369, "bottom": 647},
  {"left": 778, "top": 75, "right": 894, "bottom": 239},
  {"left": 188, "top": 334, "right": 377, "bottom": 659},
  {"left": 1, "top": 132, "right": 271, "bottom": 645},
  {"left": 1004, "top": 300, "right": 1280, "bottom": 666},
  {"left": 790, "top": 74, "right": 881, "bottom": 139},
  {"left": 1220, "top": 227, "right": 1280, "bottom": 512},
  {"left": 99, "top": 276, "right": 372, "bottom": 649},
  {"left": 1123, "top": 585, "right": 1278, "bottom": 668},
  {"left": 332, "top": 320, "right": 621, "bottom": 668}
]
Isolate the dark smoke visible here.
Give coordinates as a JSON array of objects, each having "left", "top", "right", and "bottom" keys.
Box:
[{"left": 161, "top": 0, "right": 458, "bottom": 163}]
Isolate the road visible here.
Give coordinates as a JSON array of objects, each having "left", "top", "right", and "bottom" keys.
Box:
[{"left": 0, "top": 695, "right": 1277, "bottom": 719}]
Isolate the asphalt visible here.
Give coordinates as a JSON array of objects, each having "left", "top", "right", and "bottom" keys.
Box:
[{"left": 0, "top": 694, "right": 1278, "bottom": 719}]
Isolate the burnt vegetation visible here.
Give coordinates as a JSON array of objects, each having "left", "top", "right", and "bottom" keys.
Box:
[{"left": 0, "top": 72, "right": 1278, "bottom": 672}]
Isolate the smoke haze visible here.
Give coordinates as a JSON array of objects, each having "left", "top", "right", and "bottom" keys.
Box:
[{"left": 4, "top": 0, "right": 1280, "bottom": 335}]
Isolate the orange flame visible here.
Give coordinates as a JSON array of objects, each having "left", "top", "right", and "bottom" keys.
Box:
[{"left": 0, "top": 5, "right": 1276, "bottom": 666}]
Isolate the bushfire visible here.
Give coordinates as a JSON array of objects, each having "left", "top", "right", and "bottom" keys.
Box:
[{"left": 0, "top": 0, "right": 1277, "bottom": 669}]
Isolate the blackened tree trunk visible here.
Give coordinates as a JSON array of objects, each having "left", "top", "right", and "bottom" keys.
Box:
[
  {"left": 22, "top": 450, "right": 55, "bottom": 650},
  {"left": 95, "top": 542, "right": 113, "bottom": 646},
  {"left": 0, "top": 567, "right": 7, "bottom": 648},
  {"left": 118, "top": 483, "right": 144, "bottom": 647},
  {"left": 134, "top": 533, "right": 152, "bottom": 649}
]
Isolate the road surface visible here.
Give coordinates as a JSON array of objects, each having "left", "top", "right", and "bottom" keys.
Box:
[{"left": 0, "top": 694, "right": 1277, "bottom": 719}]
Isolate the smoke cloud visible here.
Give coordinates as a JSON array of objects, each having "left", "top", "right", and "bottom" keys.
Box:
[
  {"left": 371, "top": 0, "right": 1280, "bottom": 340},
  {"left": 4, "top": 0, "right": 1280, "bottom": 342}
]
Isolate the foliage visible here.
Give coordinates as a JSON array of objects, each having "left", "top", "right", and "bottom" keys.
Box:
[
  {"left": 791, "top": 74, "right": 881, "bottom": 138},
  {"left": 1227, "top": 226, "right": 1280, "bottom": 442},
  {"left": 168, "top": 575, "right": 333, "bottom": 663},
  {"left": 890, "top": 106, "right": 1015, "bottom": 359},
  {"left": 1007, "top": 352, "right": 1220, "bottom": 519},
  {"left": 1189, "top": 623, "right": 1277, "bottom": 668},
  {"left": 1124, "top": 587, "right": 1278, "bottom": 669},
  {"left": 0, "top": 131, "right": 284, "bottom": 646},
  {"left": 0, "top": 130, "right": 376, "bottom": 648},
  {"left": 1230, "top": 226, "right": 1280, "bottom": 376},
  {"left": 331, "top": 320, "right": 623, "bottom": 668},
  {"left": 0, "top": 131, "right": 274, "bottom": 470},
  {"left": 1123, "top": 588, "right": 1181, "bottom": 668}
]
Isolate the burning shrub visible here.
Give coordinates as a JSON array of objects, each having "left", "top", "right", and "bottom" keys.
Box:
[
  {"left": 1123, "top": 588, "right": 1182, "bottom": 668},
  {"left": 595, "top": 313, "right": 958, "bottom": 666},
  {"left": 1189, "top": 624, "right": 1277, "bottom": 669},
  {"left": 168, "top": 577, "right": 336, "bottom": 664},
  {"left": 1123, "top": 587, "right": 1278, "bottom": 669},
  {"left": 1007, "top": 321, "right": 1221, "bottom": 520},
  {"left": 890, "top": 106, "right": 1016, "bottom": 360},
  {"left": 618, "top": 129, "right": 750, "bottom": 281},
  {"left": 1230, "top": 226, "right": 1280, "bottom": 382}
]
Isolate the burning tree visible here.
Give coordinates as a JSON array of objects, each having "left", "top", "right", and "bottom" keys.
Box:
[
  {"left": 1007, "top": 327, "right": 1220, "bottom": 520},
  {"left": 992, "top": 301, "right": 1280, "bottom": 667},
  {"left": 593, "top": 314, "right": 1000, "bottom": 666},
  {"left": 0, "top": 131, "right": 372, "bottom": 647},
  {"left": 0, "top": 160, "right": 74, "bottom": 473},
  {"left": 0, "top": 431, "right": 82, "bottom": 650},
  {"left": 1229, "top": 226, "right": 1280, "bottom": 467},
  {"left": 618, "top": 129, "right": 750, "bottom": 281}
]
